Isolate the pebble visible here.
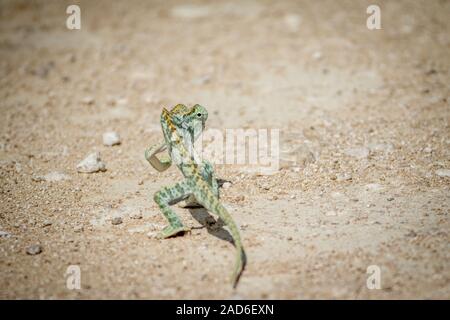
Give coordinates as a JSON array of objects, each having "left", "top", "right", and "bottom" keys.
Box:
[
  {"left": 42, "top": 220, "right": 52, "bottom": 227},
  {"left": 82, "top": 96, "right": 95, "bottom": 105},
  {"left": 26, "top": 244, "right": 42, "bottom": 255},
  {"left": 74, "top": 225, "right": 84, "bottom": 233},
  {"left": 0, "top": 231, "right": 11, "bottom": 238},
  {"left": 435, "top": 169, "right": 450, "bottom": 178},
  {"left": 111, "top": 217, "right": 123, "bottom": 225},
  {"left": 344, "top": 147, "right": 369, "bottom": 159},
  {"left": 77, "top": 152, "right": 106, "bottom": 173},
  {"left": 102, "top": 131, "right": 121, "bottom": 146},
  {"left": 222, "top": 182, "right": 232, "bottom": 189},
  {"left": 32, "top": 172, "right": 71, "bottom": 182},
  {"left": 387, "top": 197, "right": 395, "bottom": 201}
]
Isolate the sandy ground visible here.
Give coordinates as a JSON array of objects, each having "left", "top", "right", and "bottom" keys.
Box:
[{"left": 0, "top": 0, "right": 449, "bottom": 299}]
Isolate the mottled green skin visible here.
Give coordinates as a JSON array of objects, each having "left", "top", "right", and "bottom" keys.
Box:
[{"left": 145, "top": 104, "right": 246, "bottom": 287}]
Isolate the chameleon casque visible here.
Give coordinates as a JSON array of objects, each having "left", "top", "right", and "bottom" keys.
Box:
[{"left": 144, "top": 104, "right": 246, "bottom": 287}]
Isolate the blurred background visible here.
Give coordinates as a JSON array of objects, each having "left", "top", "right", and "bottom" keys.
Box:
[{"left": 0, "top": 0, "right": 449, "bottom": 299}]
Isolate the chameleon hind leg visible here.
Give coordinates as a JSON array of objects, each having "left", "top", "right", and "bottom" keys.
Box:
[
  {"left": 153, "top": 180, "right": 192, "bottom": 239},
  {"left": 180, "top": 160, "right": 219, "bottom": 208}
]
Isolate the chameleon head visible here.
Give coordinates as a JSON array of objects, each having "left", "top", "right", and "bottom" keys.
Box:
[
  {"left": 191, "top": 104, "right": 208, "bottom": 129},
  {"left": 182, "top": 104, "right": 208, "bottom": 138}
]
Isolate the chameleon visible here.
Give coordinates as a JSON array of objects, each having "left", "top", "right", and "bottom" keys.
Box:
[{"left": 144, "top": 104, "right": 246, "bottom": 287}]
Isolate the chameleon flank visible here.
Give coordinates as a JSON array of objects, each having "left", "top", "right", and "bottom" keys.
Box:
[{"left": 145, "top": 104, "right": 246, "bottom": 287}]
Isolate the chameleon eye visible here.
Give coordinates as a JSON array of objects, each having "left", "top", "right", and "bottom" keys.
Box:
[{"left": 197, "top": 113, "right": 202, "bottom": 117}]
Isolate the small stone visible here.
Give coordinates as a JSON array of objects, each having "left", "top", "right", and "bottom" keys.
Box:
[
  {"left": 423, "top": 147, "right": 432, "bottom": 153},
  {"left": 0, "top": 231, "right": 11, "bottom": 238},
  {"left": 111, "top": 217, "right": 123, "bottom": 225},
  {"left": 344, "top": 147, "right": 369, "bottom": 159},
  {"left": 387, "top": 197, "right": 395, "bottom": 201},
  {"left": 77, "top": 152, "right": 106, "bottom": 173},
  {"left": 137, "top": 180, "right": 144, "bottom": 185},
  {"left": 287, "top": 236, "right": 293, "bottom": 241},
  {"left": 290, "top": 195, "right": 296, "bottom": 199},
  {"left": 240, "top": 223, "right": 249, "bottom": 230},
  {"left": 130, "top": 212, "right": 143, "bottom": 219},
  {"left": 74, "top": 225, "right": 84, "bottom": 233},
  {"left": 26, "top": 244, "right": 42, "bottom": 255},
  {"left": 42, "top": 220, "right": 52, "bottom": 227},
  {"left": 222, "top": 182, "right": 232, "bottom": 189},
  {"left": 82, "top": 96, "right": 95, "bottom": 105},
  {"left": 435, "top": 169, "right": 450, "bottom": 178},
  {"left": 102, "top": 131, "right": 121, "bottom": 146}
]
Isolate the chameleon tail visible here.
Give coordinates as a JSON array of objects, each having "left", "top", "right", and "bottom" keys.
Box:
[{"left": 215, "top": 201, "right": 247, "bottom": 287}]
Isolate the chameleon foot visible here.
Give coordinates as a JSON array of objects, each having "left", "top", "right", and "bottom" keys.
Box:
[{"left": 157, "top": 225, "right": 191, "bottom": 239}]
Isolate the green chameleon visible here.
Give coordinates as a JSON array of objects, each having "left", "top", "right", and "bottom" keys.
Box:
[{"left": 144, "top": 104, "right": 246, "bottom": 287}]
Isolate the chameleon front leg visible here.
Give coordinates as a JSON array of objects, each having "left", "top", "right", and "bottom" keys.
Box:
[
  {"left": 145, "top": 141, "right": 172, "bottom": 172},
  {"left": 180, "top": 160, "right": 220, "bottom": 208},
  {"left": 153, "top": 180, "right": 192, "bottom": 239}
]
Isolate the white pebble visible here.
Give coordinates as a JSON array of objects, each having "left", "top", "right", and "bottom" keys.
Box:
[
  {"left": 26, "top": 244, "right": 43, "bottom": 255},
  {"left": 77, "top": 152, "right": 106, "bottom": 173},
  {"left": 111, "top": 217, "right": 123, "bottom": 225},
  {"left": 102, "top": 131, "right": 121, "bottom": 146},
  {"left": 435, "top": 169, "right": 450, "bottom": 178},
  {"left": 222, "top": 182, "right": 232, "bottom": 189},
  {"left": 0, "top": 231, "right": 11, "bottom": 238}
]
